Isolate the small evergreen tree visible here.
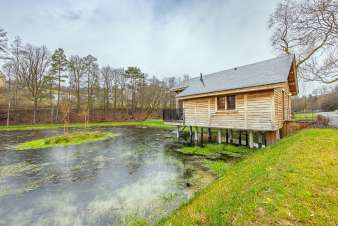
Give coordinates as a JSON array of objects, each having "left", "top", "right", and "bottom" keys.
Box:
[{"left": 51, "top": 48, "right": 68, "bottom": 121}]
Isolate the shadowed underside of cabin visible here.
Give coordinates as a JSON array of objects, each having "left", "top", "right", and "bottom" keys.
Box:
[{"left": 165, "top": 54, "right": 298, "bottom": 147}]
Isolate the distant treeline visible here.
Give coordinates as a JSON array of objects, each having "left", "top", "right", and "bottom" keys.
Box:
[
  {"left": 0, "top": 34, "right": 189, "bottom": 125},
  {"left": 292, "top": 85, "right": 338, "bottom": 112}
]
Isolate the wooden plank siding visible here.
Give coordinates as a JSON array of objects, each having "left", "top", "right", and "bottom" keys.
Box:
[
  {"left": 181, "top": 83, "right": 293, "bottom": 131},
  {"left": 274, "top": 85, "right": 292, "bottom": 129},
  {"left": 183, "top": 90, "right": 276, "bottom": 131}
]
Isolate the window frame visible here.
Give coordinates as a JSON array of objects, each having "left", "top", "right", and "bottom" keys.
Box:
[
  {"left": 215, "top": 94, "right": 236, "bottom": 111},
  {"left": 226, "top": 95, "right": 236, "bottom": 110},
  {"left": 216, "top": 95, "right": 226, "bottom": 111}
]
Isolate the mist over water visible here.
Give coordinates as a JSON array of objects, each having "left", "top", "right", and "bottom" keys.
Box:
[{"left": 0, "top": 127, "right": 214, "bottom": 225}]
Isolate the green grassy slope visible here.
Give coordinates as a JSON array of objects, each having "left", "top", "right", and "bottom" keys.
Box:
[{"left": 158, "top": 129, "right": 338, "bottom": 225}]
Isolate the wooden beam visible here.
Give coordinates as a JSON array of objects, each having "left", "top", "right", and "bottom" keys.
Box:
[
  {"left": 239, "top": 130, "right": 242, "bottom": 145},
  {"left": 189, "top": 126, "right": 193, "bottom": 145},
  {"left": 208, "top": 128, "right": 212, "bottom": 142},
  {"left": 200, "top": 127, "right": 204, "bottom": 146}
]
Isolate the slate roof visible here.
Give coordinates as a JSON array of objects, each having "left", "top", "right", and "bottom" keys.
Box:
[{"left": 176, "top": 54, "right": 294, "bottom": 98}]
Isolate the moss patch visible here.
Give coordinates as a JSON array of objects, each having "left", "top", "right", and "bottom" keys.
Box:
[
  {"left": 17, "top": 131, "right": 117, "bottom": 150},
  {"left": 178, "top": 144, "right": 252, "bottom": 158},
  {"left": 0, "top": 162, "right": 40, "bottom": 177},
  {"left": 157, "top": 129, "right": 338, "bottom": 225},
  {"left": 0, "top": 120, "right": 173, "bottom": 131}
]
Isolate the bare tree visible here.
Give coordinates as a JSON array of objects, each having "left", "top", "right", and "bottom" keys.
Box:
[
  {"left": 59, "top": 99, "right": 71, "bottom": 134},
  {"left": 83, "top": 54, "right": 99, "bottom": 121},
  {"left": 119, "top": 70, "right": 127, "bottom": 109},
  {"left": 269, "top": 0, "right": 337, "bottom": 83},
  {"left": 9, "top": 37, "right": 23, "bottom": 109},
  {"left": 0, "top": 27, "right": 8, "bottom": 59},
  {"left": 2, "top": 62, "right": 14, "bottom": 126},
  {"left": 112, "top": 68, "right": 124, "bottom": 110},
  {"left": 100, "top": 66, "right": 112, "bottom": 116},
  {"left": 79, "top": 106, "right": 89, "bottom": 127},
  {"left": 142, "top": 76, "right": 166, "bottom": 120},
  {"left": 16, "top": 44, "right": 51, "bottom": 123}
]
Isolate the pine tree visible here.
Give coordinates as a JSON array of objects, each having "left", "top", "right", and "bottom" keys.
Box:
[{"left": 51, "top": 48, "right": 68, "bottom": 121}]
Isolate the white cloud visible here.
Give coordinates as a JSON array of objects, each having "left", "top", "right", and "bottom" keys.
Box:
[{"left": 1, "top": 0, "right": 283, "bottom": 79}]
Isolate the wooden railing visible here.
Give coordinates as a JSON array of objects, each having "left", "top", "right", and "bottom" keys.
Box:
[{"left": 162, "top": 109, "right": 184, "bottom": 122}]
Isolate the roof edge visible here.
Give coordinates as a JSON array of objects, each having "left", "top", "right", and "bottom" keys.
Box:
[{"left": 177, "top": 82, "right": 286, "bottom": 100}]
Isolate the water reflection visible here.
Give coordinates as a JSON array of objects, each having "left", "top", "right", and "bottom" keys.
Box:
[{"left": 0, "top": 127, "right": 214, "bottom": 225}]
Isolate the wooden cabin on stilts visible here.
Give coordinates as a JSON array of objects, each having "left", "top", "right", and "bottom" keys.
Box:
[{"left": 163, "top": 55, "right": 298, "bottom": 148}]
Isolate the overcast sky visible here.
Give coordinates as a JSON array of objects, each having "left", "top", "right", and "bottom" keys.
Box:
[{"left": 1, "top": 0, "right": 321, "bottom": 95}]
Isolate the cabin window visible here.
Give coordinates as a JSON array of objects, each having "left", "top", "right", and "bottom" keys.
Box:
[
  {"left": 216, "top": 95, "right": 236, "bottom": 111},
  {"left": 217, "top": 96, "right": 226, "bottom": 110},
  {"left": 227, "top": 95, "right": 236, "bottom": 110}
]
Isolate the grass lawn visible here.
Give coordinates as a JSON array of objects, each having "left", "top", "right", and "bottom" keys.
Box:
[
  {"left": 293, "top": 112, "right": 317, "bottom": 121},
  {"left": 17, "top": 131, "right": 117, "bottom": 150},
  {"left": 202, "top": 160, "right": 231, "bottom": 177},
  {"left": 157, "top": 129, "right": 338, "bottom": 225},
  {"left": 0, "top": 120, "right": 173, "bottom": 131}
]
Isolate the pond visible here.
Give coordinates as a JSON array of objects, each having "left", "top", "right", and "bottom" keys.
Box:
[{"left": 0, "top": 127, "right": 215, "bottom": 226}]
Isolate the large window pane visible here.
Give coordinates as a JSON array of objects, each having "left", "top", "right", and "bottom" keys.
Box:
[
  {"left": 227, "top": 95, "right": 236, "bottom": 110},
  {"left": 217, "top": 96, "right": 225, "bottom": 110}
]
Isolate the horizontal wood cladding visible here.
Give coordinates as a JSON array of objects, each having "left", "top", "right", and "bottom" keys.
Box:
[
  {"left": 274, "top": 86, "right": 292, "bottom": 129},
  {"left": 183, "top": 90, "right": 274, "bottom": 130}
]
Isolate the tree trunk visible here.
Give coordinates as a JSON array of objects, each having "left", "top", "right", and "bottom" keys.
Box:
[
  {"left": 76, "top": 82, "right": 80, "bottom": 112},
  {"left": 14, "top": 80, "right": 18, "bottom": 123},
  {"left": 56, "top": 70, "right": 61, "bottom": 121},
  {"left": 33, "top": 98, "right": 38, "bottom": 124},
  {"left": 50, "top": 87, "right": 54, "bottom": 124},
  {"left": 6, "top": 101, "right": 11, "bottom": 127},
  {"left": 114, "top": 85, "right": 117, "bottom": 109},
  {"left": 103, "top": 93, "right": 106, "bottom": 119},
  {"left": 87, "top": 74, "right": 91, "bottom": 122}
]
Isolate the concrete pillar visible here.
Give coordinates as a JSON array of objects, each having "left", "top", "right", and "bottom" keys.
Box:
[
  {"left": 200, "top": 127, "right": 204, "bottom": 146},
  {"left": 194, "top": 127, "right": 198, "bottom": 145},
  {"left": 249, "top": 130, "right": 254, "bottom": 148},
  {"left": 228, "top": 129, "right": 232, "bottom": 144},
  {"left": 217, "top": 129, "right": 222, "bottom": 144}
]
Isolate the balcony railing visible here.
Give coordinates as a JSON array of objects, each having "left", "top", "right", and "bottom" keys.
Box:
[{"left": 162, "top": 109, "right": 184, "bottom": 122}]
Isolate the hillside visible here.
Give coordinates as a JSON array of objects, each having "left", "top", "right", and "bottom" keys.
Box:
[{"left": 158, "top": 129, "right": 338, "bottom": 225}]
